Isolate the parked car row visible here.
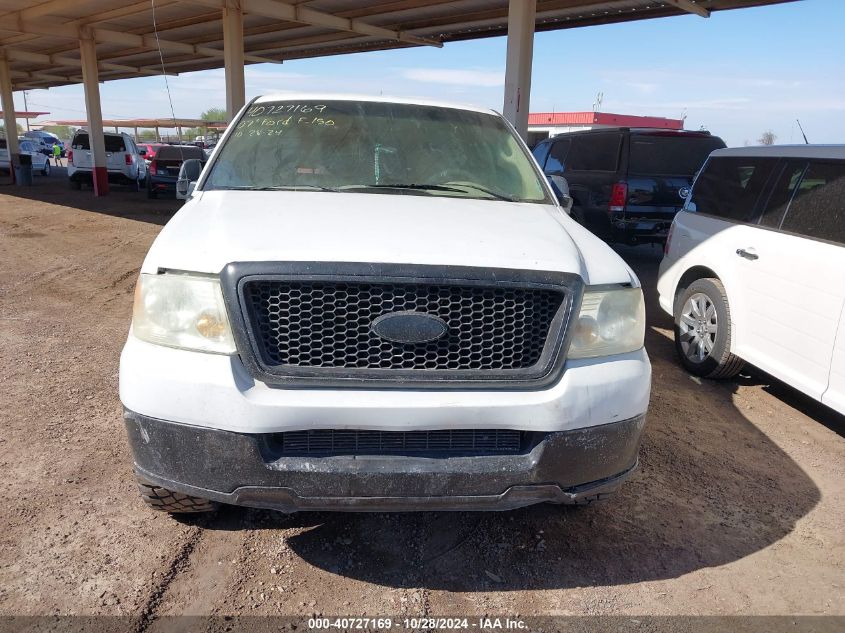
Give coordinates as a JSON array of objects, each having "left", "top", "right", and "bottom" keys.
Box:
[{"left": 67, "top": 131, "right": 202, "bottom": 197}]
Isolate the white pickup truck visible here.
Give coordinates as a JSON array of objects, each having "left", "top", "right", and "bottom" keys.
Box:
[{"left": 120, "top": 95, "right": 651, "bottom": 514}]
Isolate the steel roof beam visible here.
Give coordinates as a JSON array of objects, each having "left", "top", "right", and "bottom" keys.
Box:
[
  {"left": 181, "top": 0, "right": 442, "bottom": 48},
  {"left": 10, "top": 69, "right": 77, "bottom": 83},
  {"left": 0, "top": 17, "right": 281, "bottom": 66},
  {"left": 3, "top": 49, "right": 177, "bottom": 77},
  {"left": 664, "top": 0, "right": 711, "bottom": 18}
]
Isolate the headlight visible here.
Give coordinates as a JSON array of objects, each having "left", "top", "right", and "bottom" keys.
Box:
[
  {"left": 568, "top": 287, "right": 645, "bottom": 359},
  {"left": 132, "top": 273, "right": 236, "bottom": 354}
]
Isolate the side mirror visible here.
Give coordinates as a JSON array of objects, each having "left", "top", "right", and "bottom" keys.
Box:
[
  {"left": 176, "top": 158, "right": 203, "bottom": 200},
  {"left": 548, "top": 175, "right": 573, "bottom": 214},
  {"left": 138, "top": 148, "right": 147, "bottom": 157}
]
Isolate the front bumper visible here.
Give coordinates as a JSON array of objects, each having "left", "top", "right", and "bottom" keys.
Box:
[
  {"left": 126, "top": 410, "right": 646, "bottom": 512},
  {"left": 119, "top": 337, "right": 651, "bottom": 435}
]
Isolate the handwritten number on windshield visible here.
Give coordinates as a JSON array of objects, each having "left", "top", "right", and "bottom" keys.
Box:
[{"left": 246, "top": 104, "right": 328, "bottom": 117}]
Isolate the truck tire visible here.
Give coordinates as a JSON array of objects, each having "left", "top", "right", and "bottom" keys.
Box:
[
  {"left": 42, "top": 162, "right": 51, "bottom": 177},
  {"left": 137, "top": 480, "right": 217, "bottom": 514},
  {"left": 674, "top": 277, "right": 745, "bottom": 379}
]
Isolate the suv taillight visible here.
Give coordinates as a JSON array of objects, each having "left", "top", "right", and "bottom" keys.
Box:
[
  {"left": 149, "top": 161, "right": 157, "bottom": 176},
  {"left": 609, "top": 182, "right": 627, "bottom": 214},
  {"left": 67, "top": 150, "right": 73, "bottom": 164},
  {"left": 125, "top": 154, "right": 133, "bottom": 165}
]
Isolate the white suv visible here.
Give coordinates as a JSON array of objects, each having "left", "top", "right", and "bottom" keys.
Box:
[
  {"left": 658, "top": 145, "right": 845, "bottom": 415},
  {"left": 0, "top": 138, "right": 51, "bottom": 175},
  {"left": 68, "top": 130, "right": 146, "bottom": 190},
  {"left": 120, "top": 95, "right": 651, "bottom": 514}
]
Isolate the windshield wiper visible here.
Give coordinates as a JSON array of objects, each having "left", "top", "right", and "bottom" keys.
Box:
[
  {"left": 441, "top": 182, "right": 519, "bottom": 202},
  {"left": 211, "top": 185, "right": 339, "bottom": 192},
  {"left": 345, "top": 182, "right": 519, "bottom": 201},
  {"left": 341, "top": 183, "right": 467, "bottom": 193}
]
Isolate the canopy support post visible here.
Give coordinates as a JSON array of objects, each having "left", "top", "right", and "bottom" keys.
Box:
[
  {"left": 223, "top": 1, "right": 245, "bottom": 122},
  {"left": 80, "top": 31, "right": 109, "bottom": 196},
  {"left": 502, "top": 0, "right": 536, "bottom": 141}
]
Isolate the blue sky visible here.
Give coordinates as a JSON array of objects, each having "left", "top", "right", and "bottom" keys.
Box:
[{"left": 17, "top": 0, "right": 844, "bottom": 147}]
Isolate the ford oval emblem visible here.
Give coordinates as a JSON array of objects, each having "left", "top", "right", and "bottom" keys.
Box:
[
  {"left": 371, "top": 311, "right": 448, "bottom": 344},
  {"left": 679, "top": 186, "right": 691, "bottom": 200}
]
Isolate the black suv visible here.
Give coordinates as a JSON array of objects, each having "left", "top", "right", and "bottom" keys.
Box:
[{"left": 532, "top": 128, "right": 726, "bottom": 244}]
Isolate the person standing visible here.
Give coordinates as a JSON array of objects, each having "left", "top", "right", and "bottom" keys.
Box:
[{"left": 52, "top": 142, "right": 61, "bottom": 166}]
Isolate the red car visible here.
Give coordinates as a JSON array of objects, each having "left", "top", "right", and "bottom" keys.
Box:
[{"left": 137, "top": 143, "right": 165, "bottom": 162}]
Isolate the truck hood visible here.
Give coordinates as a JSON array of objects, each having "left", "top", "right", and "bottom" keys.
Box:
[{"left": 142, "top": 190, "right": 635, "bottom": 286}]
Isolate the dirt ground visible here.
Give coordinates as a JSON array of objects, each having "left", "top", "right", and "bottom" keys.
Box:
[{"left": 0, "top": 170, "right": 843, "bottom": 624}]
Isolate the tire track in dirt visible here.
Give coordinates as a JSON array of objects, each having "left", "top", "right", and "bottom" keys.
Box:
[
  {"left": 141, "top": 512, "right": 250, "bottom": 632},
  {"left": 133, "top": 525, "right": 205, "bottom": 632}
]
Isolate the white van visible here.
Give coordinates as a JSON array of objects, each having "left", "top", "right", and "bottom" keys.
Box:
[
  {"left": 67, "top": 130, "right": 146, "bottom": 190},
  {"left": 120, "top": 95, "right": 651, "bottom": 514},
  {"left": 658, "top": 145, "right": 845, "bottom": 415}
]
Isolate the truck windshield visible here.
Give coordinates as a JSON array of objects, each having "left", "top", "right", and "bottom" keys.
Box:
[{"left": 204, "top": 100, "right": 551, "bottom": 203}]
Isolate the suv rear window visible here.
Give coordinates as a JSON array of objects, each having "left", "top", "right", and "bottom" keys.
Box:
[
  {"left": 629, "top": 135, "right": 726, "bottom": 176},
  {"left": 566, "top": 134, "right": 621, "bottom": 172},
  {"left": 72, "top": 134, "right": 126, "bottom": 152},
  {"left": 779, "top": 160, "right": 845, "bottom": 245},
  {"left": 687, "top": 156, "right": 779, "bottom": 222}
]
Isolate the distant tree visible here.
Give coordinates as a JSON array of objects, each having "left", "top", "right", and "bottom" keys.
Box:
[
  {"left": 758, "top": 130, "right": 777, "bottom": 145},
  {"left": 40, "top": 125, "right": 73, "bottom": 140},
  {"left": 179, "top": 108, "right": 226, "bottom": 141},
  {"left": 201, "top": 107, "right": 226, "bottom": 122},
  {"left": 0, "top": 123, "right": 24, "bottom": 138},
  {"left": 138, "top": 129, "right": 158, "bottom": 141}
]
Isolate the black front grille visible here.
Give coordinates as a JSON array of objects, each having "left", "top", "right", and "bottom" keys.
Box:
[
  {"left": 268, "top": 429, "right": 524, "bottom": 456},
  {"left": 243, "top": 280, "right": 565, "bottom": 371}
]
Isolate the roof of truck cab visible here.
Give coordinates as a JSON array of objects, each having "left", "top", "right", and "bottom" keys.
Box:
[
  {"left": 549, "top": 127, "right": 718, "bottom": 138},
  {"left": 252, "top": 94, "right": 497, "bottom": 116},
  {"left": 711, "top": 145, "right": 845, "bottom": 159}
]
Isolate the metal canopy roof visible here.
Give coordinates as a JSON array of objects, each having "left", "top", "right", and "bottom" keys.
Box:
[
  {"left": 44, "top": 117, "right": 227, "bottom": 128},
  {"left": 0, "top": 109, "right": 48, "bottom": 117},
  {"left": 0, "top": 0, "right": 797, "bottom": 92}
]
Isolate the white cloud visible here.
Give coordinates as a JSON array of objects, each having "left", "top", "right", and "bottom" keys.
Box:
[{"left": 400, "top": 68, "right": 504, "bottom": 87}]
